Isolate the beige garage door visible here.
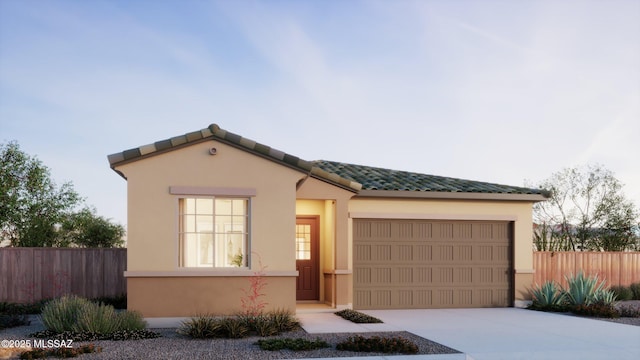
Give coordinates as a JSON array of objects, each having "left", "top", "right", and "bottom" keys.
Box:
[{"left": 353, "top": 219, "right": 513, "bottom": 309}]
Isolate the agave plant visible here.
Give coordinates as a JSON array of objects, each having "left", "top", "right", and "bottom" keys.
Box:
[
  {"left": 531, "top": 281, "right": 566, "bottom": 306},
  {"left": 592, "top": 288, "right": 617, "bottom": 305},
  {"left": 564, "top": 272, "right": 608, "bottom": 306}
]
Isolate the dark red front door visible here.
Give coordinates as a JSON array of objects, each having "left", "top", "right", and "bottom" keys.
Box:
[{"left": 296, "top": 216, "right": 319, "bottom": 301}]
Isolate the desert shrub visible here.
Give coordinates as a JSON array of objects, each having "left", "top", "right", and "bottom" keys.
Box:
[
  {"left": 74, "top": 302, "right": 119, "bottom": 334},
  {"left": 256, "top": 338, "right": 330, "bottom": 351},
  {"left": 629, "top": 283, "right": 640, "bottom": 300},
  {"left": 41, "top": 295, "right": 146, "bottom": 335},
  {"left": 564, "top": 272, "right": 611, "bottom": 306},
  {"left": 220, "top": 316, "right": 249, "bottom": 338},
  {"left": 30, "top": 329, "right": 160, "bottom": 341},
  {"left": 116, "top": 310, "right": 145, "bottom": 331},
  {"left": 531, "top": 281, "right": 566, "bottom": 307},
  {"left": 265, "top": 308, "right": 300, "bottom": 332},
  {"left": 0, "top": 301, "right": 46, "bottom": 315},
  {"left": 19, "top": 344, "right": 101, "bottom": 359},
  {"left": 0, "top": 314, "right": 30, "bottom": 330},
  {"left": 335, "top": 309, "right": 383, "bottom": 323},
  {"left": 91, "top": 294, "right": 127, "bottom": 309},
  {"left": 177, "top": 315, "right": 223, "bottom": 339},
  {"left": 571, "top": 302, "right": 619, "bottom": 318},
  {"left": 40, "top": 295, "right": 92, "bottom": 333},
  {"left": 250, "top": 314, "right": 279, "bottom": 337},
  {"left": 609, "top": 286, "right": 632, "bottom": 301},
  {"left": 336, "top": 335, "right": 418, "bottom": 354}
]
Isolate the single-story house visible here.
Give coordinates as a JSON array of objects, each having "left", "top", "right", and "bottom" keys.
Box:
[{"left": 108, "top": 124, "right": 547, "bottom": 317}]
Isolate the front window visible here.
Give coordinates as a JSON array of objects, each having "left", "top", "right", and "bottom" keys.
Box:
[{"left": 179, "top": 197, "right": 249, "bottom": 268}]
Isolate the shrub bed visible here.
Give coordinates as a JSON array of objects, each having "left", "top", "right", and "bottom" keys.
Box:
[
  {"left": 255, "top": 338, "right": 330, "bottom": 351},
  {"left": 336, "top": 335, "right": 418, "bottom": 354},
  {"left": 178, "top": 309, "right": 299, "bottom": 339},
  {"left": 335, "top": 309, "right": 383, "bottom": 323}
]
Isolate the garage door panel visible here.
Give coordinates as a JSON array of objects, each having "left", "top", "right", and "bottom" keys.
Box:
[{"left": 354, "top": 219, "right": 513, "bottom": 309}]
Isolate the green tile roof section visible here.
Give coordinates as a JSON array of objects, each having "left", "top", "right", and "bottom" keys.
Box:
[
  {"left": 313, "top": 160, "right": 547, "bottom": 196},
  {"left": 107, "top": 124, "right": 362, "bottom": 192}
]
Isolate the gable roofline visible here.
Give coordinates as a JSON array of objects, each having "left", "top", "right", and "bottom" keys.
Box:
[{"left": 107, "top": 124, "right": 363, "bottom": 192}]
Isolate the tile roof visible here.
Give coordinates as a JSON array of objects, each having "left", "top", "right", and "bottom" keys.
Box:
[
  {"left": 108, "top": 124, "right": 546, "bottom": 198},
  {"left": 313, "top": 160, "right": 547, "bottom": 196},
  {"left": 107, "top": 124, "right": 362, "bottom": 192}
]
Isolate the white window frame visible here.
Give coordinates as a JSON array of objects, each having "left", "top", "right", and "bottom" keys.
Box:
[{"left": 171, "top": 187, "right": 255, "bottom": 270}]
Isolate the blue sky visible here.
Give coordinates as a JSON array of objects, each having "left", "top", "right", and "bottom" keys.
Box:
[{"left": 1, "top": 0, "right": 639, "bottom": 227}]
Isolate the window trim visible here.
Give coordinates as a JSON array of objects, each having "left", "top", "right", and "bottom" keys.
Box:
[{"left": 173, "top": 188, "right": 254, "bottom": 270}]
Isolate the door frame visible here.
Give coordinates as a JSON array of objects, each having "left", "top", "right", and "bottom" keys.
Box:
[{"left": 295, "top": 215, "right": 320, "bottom": 301}]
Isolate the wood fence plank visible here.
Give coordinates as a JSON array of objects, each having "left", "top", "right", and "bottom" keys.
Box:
[
  {"left": 533, "top": 251, "right": 640, "bottom": 288},
  {"left": 0, "top": 248, "right": 127, "bottom": 303}
]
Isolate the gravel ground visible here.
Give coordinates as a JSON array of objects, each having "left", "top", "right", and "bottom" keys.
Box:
[
  {"left": 1, "top": 317, "right": 459, "bottom": 359},
  {"left": 3, "top": 302, "right": 639, "bottom": 359}
]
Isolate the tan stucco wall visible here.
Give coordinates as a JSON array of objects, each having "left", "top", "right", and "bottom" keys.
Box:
[
  {"left": 127, "top": 276, "right": 295, "bottom": 317},
  {"left": 114, "top": 140, "right": 305, "bottom": 315},
  {"left": 115, "top": 140, "right": 305, "bottom": 272},
  {"left": 348, "top": 197, "right": 536, "bottom": 303}
]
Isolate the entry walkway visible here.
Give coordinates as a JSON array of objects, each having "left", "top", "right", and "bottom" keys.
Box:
[{"left": 297, "top": 308, "right": 640, "bottom": 360}]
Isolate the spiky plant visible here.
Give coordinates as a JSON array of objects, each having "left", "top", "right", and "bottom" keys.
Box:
[
  {"left": 564, "top": 272, "right": 607, "bottom": 306},
  {"left": 531, "top": 281, "right": 566, "bottom": 306}
]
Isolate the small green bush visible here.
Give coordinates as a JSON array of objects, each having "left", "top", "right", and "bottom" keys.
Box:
[
  {"left": 256, "top": 338, "right": 330, "bottom": 351},
  {"left": 74, "top": 302, "right": 119, "bottom": 334},
  {"left": 41, "top": 295, "right": 92, "bottom": 333},
  {"left": 335, "top": 309, "right": 383, "bottom": 324},
  {"left": 629, "top": 283, "right": 640, "bottom": 300},
  {"left": 177, "top": 315, "right": 223, "bottom": 338},
  {"left": 609, "top": 286, "right": 633, "bottom": 301},
  {"left": 179, "top": 310, "right": 299, "bottom": 339},
  {"left": 266, "top": 308, "right": 300, "bottom": 332},
  {"left": 41, "top": 295, "right": 146, "bottom": 335},
  {"left": 0, "top": 301, "right": 46, "bottom": 315},
  {"left": 0, "top": 314, "right": 30, "bottom": 330},
  {"left": 336, "top": 335, "right": 418, "bottom": 354},
  {"left": 19, "top": 343, "right": 102, "bottom": 359},
  {"left": 220, "top": 317, "right": 249, "bottom": 338},
  {"left": 571, "top": 303, "right": 619, "bottom": 318},
  {"left": 30, "top": 329, "right": 160, "bottom": 341}
]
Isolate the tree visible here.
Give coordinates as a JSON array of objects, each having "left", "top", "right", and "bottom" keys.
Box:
[
  {"left": 533, "top": 164, "right": 639, "bottom": 251},
  {"left": 58, "top": 208, "right": 125, "bottom": 248},
  {"left": 1, "top": 141, "right": 125, "bottom": 247}
]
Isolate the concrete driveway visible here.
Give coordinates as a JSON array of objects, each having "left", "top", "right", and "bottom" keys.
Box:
[{"left": 298, "top": 308, "right": 640, "bottom": 360}]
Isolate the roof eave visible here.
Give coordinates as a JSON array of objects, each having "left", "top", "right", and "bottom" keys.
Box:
[{"left": 356, "top": 189, "right": 548, "bottom": 202}]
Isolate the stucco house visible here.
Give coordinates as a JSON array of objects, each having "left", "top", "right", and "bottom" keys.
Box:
[{"left": 108, "top": 124, "right": 547, "bottom": 317}]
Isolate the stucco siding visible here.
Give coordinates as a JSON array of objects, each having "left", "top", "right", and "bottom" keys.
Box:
[{"left": 115, "top": 140, "right": 305, "bottom": 272}]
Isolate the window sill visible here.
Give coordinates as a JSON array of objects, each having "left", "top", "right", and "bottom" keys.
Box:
[{"left": 124, "top": 270, "right": 298, "bottom": 278}]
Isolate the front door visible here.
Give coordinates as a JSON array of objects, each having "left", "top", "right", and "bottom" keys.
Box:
[{"left": 296, "top": 216, "right": 319, "bottom": 301}]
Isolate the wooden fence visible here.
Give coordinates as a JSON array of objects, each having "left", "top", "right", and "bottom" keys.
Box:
[
  {"left": 0, "top": 248, "right": 126, "bottom": 303},
  {"left": 533, "top": 251, "right": 640, "bottom": 288}
]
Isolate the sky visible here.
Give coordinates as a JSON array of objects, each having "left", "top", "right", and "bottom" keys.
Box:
[{"left": 1, "top": 0, "right": 639, "bottom": 228}]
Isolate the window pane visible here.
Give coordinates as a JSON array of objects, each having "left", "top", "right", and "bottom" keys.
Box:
[
  {"left": 184, "top": 198, "right": 196, "bottom": 214},
  {"left": 180, "top": 197, "right": 249, "bottom": 268},
  {"left": 196, "top": 199, "right": 213, "bottom": 215},
  {"left": 215, "top": 199, "right": 232, "bottom": 215},
  {"left": 296, "top": 224, "right": 311, "bottom": 260}
]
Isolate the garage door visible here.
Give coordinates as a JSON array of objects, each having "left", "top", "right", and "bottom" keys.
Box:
[{"left": 353, "top": 219, "right": 512, "bottom": 309}]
